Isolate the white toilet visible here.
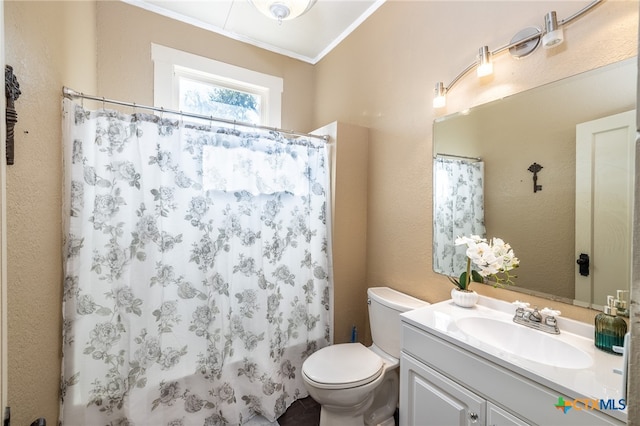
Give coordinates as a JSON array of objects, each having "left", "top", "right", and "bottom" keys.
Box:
[{"left": 302, "top": 287, "right": 429, "bottom": 426}]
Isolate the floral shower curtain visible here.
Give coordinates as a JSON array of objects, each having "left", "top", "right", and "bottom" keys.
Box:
[
  {"left": 432, "top": 157, "right": 485, "bottom": 277},
  {"left": 60, "top": 98, "right": 332, "bottom": 425}
]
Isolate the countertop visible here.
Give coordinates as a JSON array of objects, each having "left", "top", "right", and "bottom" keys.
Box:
[{"left": 400, "top": 295, "right": 627, "bottom": 423}]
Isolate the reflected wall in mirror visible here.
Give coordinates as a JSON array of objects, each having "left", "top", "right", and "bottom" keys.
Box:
[{"left": 433, "top": 58, "right": 637, "bottom": 309}]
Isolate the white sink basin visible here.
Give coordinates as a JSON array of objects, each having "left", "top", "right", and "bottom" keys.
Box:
[{"left": 456, "top": 317, "right": 593, "bottom": 369}]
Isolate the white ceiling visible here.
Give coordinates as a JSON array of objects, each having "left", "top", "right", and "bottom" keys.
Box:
[{"left": 123, "top": 0, "right": 386, "bottom": 64}]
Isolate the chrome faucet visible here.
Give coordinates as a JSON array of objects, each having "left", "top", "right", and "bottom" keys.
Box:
[
  {"left": 526, "top": 307, "right": 542, "bottom": 322},
  {"left": 512, "top": 301, "right": 560, "bottom": 334}
]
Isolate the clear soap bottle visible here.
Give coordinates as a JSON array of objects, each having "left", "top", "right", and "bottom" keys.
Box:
[{"left": 594, "top": 295, "right": 627, "bottom": 355}]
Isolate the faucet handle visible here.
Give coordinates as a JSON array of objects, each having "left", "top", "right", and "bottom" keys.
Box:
[
  {"left": 541, "top": 307, "right": 561, "bottom": 317},
  {"left": 541, "top": 308, "right": 561, "bottom": 330},
  {"left": 512, "top": 301, "right": 530, "bottom": 309}
]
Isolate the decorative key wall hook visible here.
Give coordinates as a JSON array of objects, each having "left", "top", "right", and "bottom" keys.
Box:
[
  {"left": 5, "top": 65, "right": 21, "bottom": 165},
  {"left": 528, "top": 162, "right": 543, "bottom": 193}
]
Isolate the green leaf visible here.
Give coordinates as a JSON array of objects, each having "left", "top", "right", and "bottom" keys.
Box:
[
  {"left": 458, "top": 272, "right": 468, "bottom": 290},
  {"left": 448, "top": 276, "right": 464, "bottom": 291},
  {"left": 471, "top": 270, "right": 484, "bottom": 283}
]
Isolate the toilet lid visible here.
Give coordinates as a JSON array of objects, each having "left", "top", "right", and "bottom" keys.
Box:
[{"left": 303, "top": 343, "right": 383, "bottom": 389}]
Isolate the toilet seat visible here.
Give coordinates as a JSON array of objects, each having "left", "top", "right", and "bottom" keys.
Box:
[{"left": 302, "top": 343, "right": 383, "bottom": 390}]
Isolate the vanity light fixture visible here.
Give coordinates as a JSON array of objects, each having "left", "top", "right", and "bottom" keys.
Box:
[
  {"left": 542, "top": 11, "right": 564, "bottom": 48},
  {"left": 476, "top": 46, "right": 493, "bottom": 77},
  {"left": 432, "top": 0, "right": 602, "bottom": 109},
  {"left": 433, "top": 82, "right": 446, "bottom": 108},
  {"left": 250, "top": 0, "right": 317, "bottom": 24}
]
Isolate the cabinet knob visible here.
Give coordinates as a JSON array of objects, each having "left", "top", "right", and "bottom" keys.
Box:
[{"left": 469, "top": 412, "right": 479, "bottom": 423}]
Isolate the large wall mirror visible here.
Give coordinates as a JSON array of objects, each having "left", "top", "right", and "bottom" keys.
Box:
[{"left": 433, "top": 58, "right": 637, "bottom": 310}]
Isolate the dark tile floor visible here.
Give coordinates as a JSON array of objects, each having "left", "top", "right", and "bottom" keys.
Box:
[
  {"left": 278, "top": 396, "right": 321, "bottom": 426},
  {"left": 277, "top": 397, "right": 399, "bottom": 426}
]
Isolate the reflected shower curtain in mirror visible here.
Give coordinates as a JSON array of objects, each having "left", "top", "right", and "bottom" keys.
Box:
[
  {"left": 433, "top": 157, "right": 485, "bottom": 277},
  {"left": 60, "top": 98, "right": 332, "bottom": 425}
]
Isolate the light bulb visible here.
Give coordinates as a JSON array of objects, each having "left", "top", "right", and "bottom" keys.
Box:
[
  {"left": 433, "top": 82, "right": 446, "bottom": 108},
  {"left": 477, "top": 46, "right": 493, "bottom": 77},
  {"left": 542, "top": 11, "right": 564, "bottom": 48},
  {"left": 250, "top": 0, "right": 317, "bottom": 22}
]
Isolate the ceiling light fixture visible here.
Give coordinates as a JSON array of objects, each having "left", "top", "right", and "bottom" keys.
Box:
[
  {"left": 432, "top": 0, "right": 602, "bottom": 109},
  {"left": 250, "top": 0, "right": 317, "bottom": 24}
]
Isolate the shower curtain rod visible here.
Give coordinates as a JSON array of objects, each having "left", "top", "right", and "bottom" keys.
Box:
[
  {"left": 62, "top": 87, "right": 329, "bottom": 142},
  {"left": 435, "top": 153, "right": 482, "bottom": 162}
]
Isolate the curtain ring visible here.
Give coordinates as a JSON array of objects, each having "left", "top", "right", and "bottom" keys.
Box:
[
  {"left": 102, "top": 96, "right": 106, "bottom": 111},
  {"left": 160, "top": 107, "right": 164, "bottom": 120},
  {"left": 80, "top": 92, "right": 84, "bottom": 108},
  {"left": 209, "top": 115, "right": 213, "bottom": 131}
]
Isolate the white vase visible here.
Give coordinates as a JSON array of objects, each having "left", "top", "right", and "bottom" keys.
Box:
[{"left": 451, "top": 288, "right": 479, "bottom": 308}]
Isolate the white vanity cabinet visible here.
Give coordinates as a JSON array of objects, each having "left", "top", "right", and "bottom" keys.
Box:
[
  {"left": 401, "top": 351, "right": 486, "bottom": 426},
  {"left": 401, "top": 350, "right": 530, "bottom": 426},
  {"left": 400, "top": 319, "right": 626, "bottom": 426}
]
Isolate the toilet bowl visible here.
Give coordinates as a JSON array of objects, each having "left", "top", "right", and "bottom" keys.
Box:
[{"left": 302, "top": 287, "right": 429, "bottom": 426}]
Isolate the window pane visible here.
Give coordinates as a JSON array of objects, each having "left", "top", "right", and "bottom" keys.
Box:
[{"left": 178, "top": 77, "right": 262, "bottom": 124}]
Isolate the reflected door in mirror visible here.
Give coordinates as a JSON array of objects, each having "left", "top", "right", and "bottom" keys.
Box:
[{"left": 575, "top": 110, "right": 635, "bottom": 308}]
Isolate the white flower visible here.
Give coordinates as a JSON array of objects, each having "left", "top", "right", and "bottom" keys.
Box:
[
  {"left": 452, "top": 234, "right": 520, "bottom": 289},
  {"left": 454, "top": 235, "right": 485, "bottom": 246}
]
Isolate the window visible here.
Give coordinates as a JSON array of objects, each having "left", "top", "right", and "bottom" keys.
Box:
[
  {"left": 152, "top": 44, "right": 283, "bottom": 127},
  {"left": 177, "top": 71, "right": 262, "bottom": 124}
]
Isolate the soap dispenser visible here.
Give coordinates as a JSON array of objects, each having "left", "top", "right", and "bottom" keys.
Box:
[{"left": 594, "top": 295, "right": 627, "bottom": 355}]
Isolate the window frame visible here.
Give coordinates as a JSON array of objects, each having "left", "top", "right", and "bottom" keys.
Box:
[{"left": 151, "top": 44, "right": 283, "bottom": 127}]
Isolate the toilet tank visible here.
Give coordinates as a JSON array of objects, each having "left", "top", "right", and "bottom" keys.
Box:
[{"left": 367, "top": 287, "right": 429, "bottom": 359}]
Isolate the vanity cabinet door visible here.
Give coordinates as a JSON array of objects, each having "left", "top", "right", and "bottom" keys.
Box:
[
  {"left": 487, "top": 403, "right": 530, "bottom": 426},
  {"left": 400, "top": 353, "right": 485, "bottom": 426}
]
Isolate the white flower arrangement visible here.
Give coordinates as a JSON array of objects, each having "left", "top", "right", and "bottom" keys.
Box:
[{"left": 449, "top": 235, "right": 519, "bottom": 291}]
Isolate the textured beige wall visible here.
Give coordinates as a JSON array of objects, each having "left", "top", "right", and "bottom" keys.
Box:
[
  {"left": 313, "top": 0, "right": 638, "bottom": 323},
  {"left": 4, "top": 1, "right": 97, "bottom": 424},
  {"left": 327, "top": 122, "right": 369, "bottom": 344},
  {"left": 0, "top": 0, "right": 6, "bottom": 412}
]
